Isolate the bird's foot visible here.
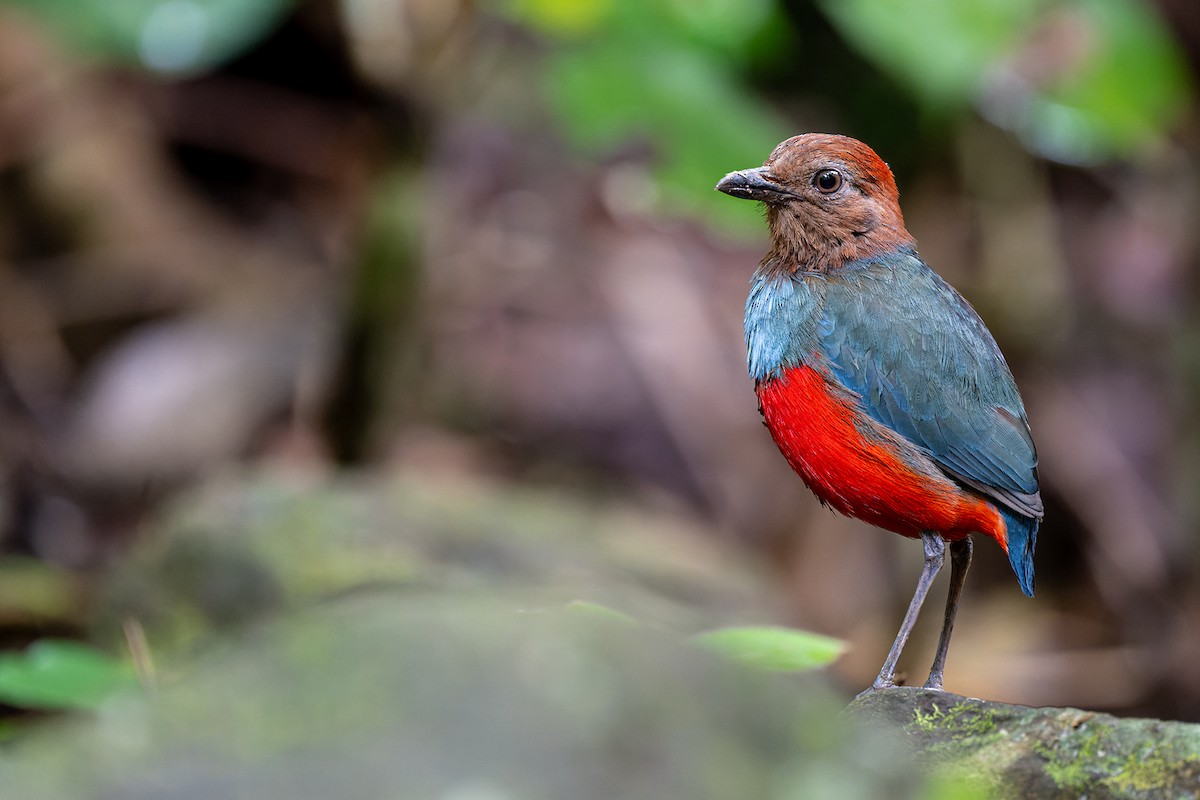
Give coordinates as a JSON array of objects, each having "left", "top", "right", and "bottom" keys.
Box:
[
  {"left": 856, "top": 674, "right": 896, "bottom": 699},
  {"left": 923, "top": 664, "right": 947, "bottom": 691}
]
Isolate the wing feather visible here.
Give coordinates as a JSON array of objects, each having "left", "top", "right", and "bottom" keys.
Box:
[{"left": 816, "top": 251, "right": 1042, "bottom": 519}]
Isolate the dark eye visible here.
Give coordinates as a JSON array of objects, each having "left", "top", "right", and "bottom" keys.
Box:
[{"left": 814, "top": 169, "right": 842, "bottom": 193}]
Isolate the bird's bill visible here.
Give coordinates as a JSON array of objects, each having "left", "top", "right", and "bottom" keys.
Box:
[{"left": 715, "top": 167, "right": 793, "bottom": 202}]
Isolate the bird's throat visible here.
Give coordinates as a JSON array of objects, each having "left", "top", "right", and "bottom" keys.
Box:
[{"left": 765, "top": 205, "right": 913, "bottom": 274}]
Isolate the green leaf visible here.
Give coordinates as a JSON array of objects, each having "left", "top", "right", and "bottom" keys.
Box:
[
  {"left": 692, "top": 625, "right": 846, "bottom": 673},
  {"left": 0, "top": 640, "right": 135, "bottom": 711},
  {"left": 2, "top": 0, "right": 296, "bottom": 74}
]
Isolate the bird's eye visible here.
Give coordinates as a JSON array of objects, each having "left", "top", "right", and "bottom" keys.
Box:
[{"left": 814, "top": 169, "right": 842, "bottom": 193}]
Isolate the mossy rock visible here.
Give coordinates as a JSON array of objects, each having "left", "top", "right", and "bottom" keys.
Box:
[{"left": 848, "top": 687, "right": 1200, "bottom": 799}]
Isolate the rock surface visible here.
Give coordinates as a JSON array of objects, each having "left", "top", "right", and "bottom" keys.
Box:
[{"left": 847, "top": 687, "right": 1200, "bottom": 799}]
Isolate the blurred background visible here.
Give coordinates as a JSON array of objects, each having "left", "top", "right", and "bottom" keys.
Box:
[{"left": 0, "top": 0, "right": 1196, "bottom": 725}]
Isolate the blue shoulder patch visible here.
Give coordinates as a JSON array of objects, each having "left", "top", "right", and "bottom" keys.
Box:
[{"left": 744, "top": 272, "right": 823, "bottom": 382}]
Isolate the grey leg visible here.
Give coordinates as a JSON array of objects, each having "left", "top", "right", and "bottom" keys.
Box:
[
  {"left": 924, "top": 536, "right": 973, "bottom": 691},
  {"left": 865, "top": 531, "right": 946, "bottom": 693}
]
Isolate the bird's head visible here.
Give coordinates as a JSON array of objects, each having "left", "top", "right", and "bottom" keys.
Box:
[{"left": 716, "top": 134, "right": 914, "bottom": 272}]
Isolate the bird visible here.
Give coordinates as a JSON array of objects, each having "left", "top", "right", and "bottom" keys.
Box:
[{"left": 715, "top": 134, "right": 1042, "bottom": 692}]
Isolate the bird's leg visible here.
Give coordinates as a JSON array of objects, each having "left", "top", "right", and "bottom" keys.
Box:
[
  {"left": 924, "top": 536, "right": 973, "bottom": 691},
  {"left": 866, "top": 531, "right": 945, "bottom": 693}
]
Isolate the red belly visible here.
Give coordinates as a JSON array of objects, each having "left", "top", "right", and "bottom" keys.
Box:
[{"left": 758, "top": 365, "right": 1007, "bottom": 547}]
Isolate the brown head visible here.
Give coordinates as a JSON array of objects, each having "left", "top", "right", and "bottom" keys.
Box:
[{"left": 716, "top": 134, "right": 914, "bottom": 273}]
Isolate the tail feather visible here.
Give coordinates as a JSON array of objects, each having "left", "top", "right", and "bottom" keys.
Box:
[{"left": 1000, "top": 508, "right": 1038, "bottom": 597}]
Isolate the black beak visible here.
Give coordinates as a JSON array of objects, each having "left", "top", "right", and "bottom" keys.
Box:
[{"left": 715, "top": 167, "right": 792, "bottom": 202}]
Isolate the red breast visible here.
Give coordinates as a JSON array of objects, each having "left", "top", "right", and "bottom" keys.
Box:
[{"left": 757, "top": 365, "right": 1009, "bottom": 549}]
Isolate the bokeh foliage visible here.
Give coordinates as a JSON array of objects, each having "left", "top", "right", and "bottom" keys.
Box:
[
  {"left": 1, "top": 0, "right": 296, "bottom": 73},
  {"left": 820, "top": 0, "right": 1190, "bottom": 162},
  {"left": 501, "top": 0, "right": 792, "bottom": 234},
  {"left": 496, "top": 0, "right": 1189, "bottom": 236}
]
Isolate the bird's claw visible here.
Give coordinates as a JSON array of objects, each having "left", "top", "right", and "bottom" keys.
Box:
[{"left": 856, "top": 675, "right": 895, "bottom": 699}]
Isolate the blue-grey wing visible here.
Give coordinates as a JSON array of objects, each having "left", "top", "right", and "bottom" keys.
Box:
[{"left": 816, "top": 251, "right": 1042, "bottom": 519}]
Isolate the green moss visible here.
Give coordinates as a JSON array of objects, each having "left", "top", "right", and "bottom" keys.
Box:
[
  {"left": 1034, "top": 721, "right": 1116, "bottom": 790},
  {"left": 912, "top": 698, "right": 1001, "bottom": 740},
  {"left": 1105, "top": 746, "right": 1200, "bottom": 793},
  {"left": 1032, "top": 717, "right": 1200, "bottom": 794},
  {"left": 852, "top": 689, "right": 1200, "bottom": 797},
  {"left": 907, "top": 696, "right": 1015, "bottom": 791},
  {"left": 911, "top": 703, "right": 943, "bottom": 731}
]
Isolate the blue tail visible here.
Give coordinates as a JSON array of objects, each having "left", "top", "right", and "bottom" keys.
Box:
[{"left": 1000, "top": 508, "right": 1038, "bottom": 597}]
